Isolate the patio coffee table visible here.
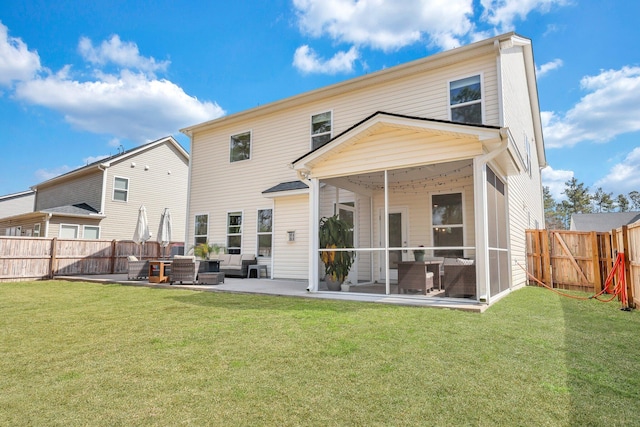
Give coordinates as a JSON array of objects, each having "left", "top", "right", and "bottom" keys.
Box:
[{"left": 198, "top": 272, "right": 225, "bottom": 285}]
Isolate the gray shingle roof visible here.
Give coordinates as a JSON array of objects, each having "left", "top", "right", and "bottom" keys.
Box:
[
  {"left": 262, "top": 181, "right": 309, "bottom": 194},
  {"left": 570, "top": 212, "right": 640, "bottom": 232},
  {"left": 42, "top": 203, "right": 100, "bottom": 216}
]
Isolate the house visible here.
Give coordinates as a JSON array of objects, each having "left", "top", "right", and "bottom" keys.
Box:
[
  {"left": 0, "top": 136, "right": 189, "bottom": 242},
  {"left": 181, "top": 32, "right": 546, "bottom": 305},
  {"left": 570, "top": 212, "right": 640, "bottom": 232},
  {"left": 0, "top": 190, "right": 35, "bottom": 225}
]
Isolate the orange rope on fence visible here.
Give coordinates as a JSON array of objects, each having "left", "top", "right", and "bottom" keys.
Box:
[{"left": 517, "top": 253, "right": 630, "bottom": 310}]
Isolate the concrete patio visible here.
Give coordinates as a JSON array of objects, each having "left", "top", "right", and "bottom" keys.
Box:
[{"left": 55, "top": 273, "right": 488, "bottom": 312}]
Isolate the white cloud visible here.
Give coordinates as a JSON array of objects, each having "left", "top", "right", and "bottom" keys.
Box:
[
  {"left": 293, "top": 0, "right": 474, "bottom": 52},
  {"left": 542, "top": 166, "right": 573, "bottom": 200},
  {"left": 293, "top": 45, "right": 359, "bottom": 74},
  {"left": 1, "top": 29, "right": 224, "bottom": 143},
  {"left": 0, "top": 21, "right": 41, "bottom": 86},
  {"left": 15, "top": 69, "right": 224, "bottom": 142},
  {"left": 480, "top": 0, "right": 571, "bottom": 30},
  {"left": 536, "top": 58, "right": 563, "bottom": 78},
  {"left": 34, "top": 165, "right": 72, "bottom": 182},
  {"left": 543, "top": 66, "right": 640, "bottom": 148},
  {"left": 78, "top": 35, "right": 169, "bottom": 76},
  {"left": 593, "top": 147, "right": 640, "bottom": 195}
]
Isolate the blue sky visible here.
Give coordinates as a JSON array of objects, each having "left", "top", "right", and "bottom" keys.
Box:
[{"left": 1, "top": 0, "right": 639, "bottom": 202}]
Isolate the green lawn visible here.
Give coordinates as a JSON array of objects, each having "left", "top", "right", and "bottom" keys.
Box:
[{"left": 1, "top": 281, "right": 639, "bottom": 426}]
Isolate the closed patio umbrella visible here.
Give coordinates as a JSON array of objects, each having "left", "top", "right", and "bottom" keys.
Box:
[
  {"left": 158, "top": 207, "right": 172, "bottom": 258},
  {"left": 133, "top": 205, "right": 151, "bottom": 258}
]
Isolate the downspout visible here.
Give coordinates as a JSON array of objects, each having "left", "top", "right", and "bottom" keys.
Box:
[
  {"left": 296, "top": 168, "right": 319, "bottom": 292},
  {"left": 185, "top": 132, "right": 194, "bottom": 252},
  {"left": 98, "top": 165, "right": 107, "bottom": 214},
  {"left": 44, "top": 212, "right": 52, "bottom": 237},
  {"left": 473, "top": 129, "right": 510, "bottom": 304}
]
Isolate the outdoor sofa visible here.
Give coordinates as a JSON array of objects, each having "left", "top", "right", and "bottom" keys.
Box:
[
  {"left": 217, "top": 254, "right": 257, "bottom": 278},
  {"left": 169, "top": 256, "right": 200, "bottom": 285}
]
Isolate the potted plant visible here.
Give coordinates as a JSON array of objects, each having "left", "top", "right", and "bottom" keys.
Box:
[
  {"left": 192, "top": 242, "right": 225, "bottom": 260},
  {"left": 319, "top": 214, "right": 355, "bottom": 291},
  {"left": 413, "top": 245, "right": 425, "bottom": 261}
]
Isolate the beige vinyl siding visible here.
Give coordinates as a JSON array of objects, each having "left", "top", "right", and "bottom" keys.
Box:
[
  {"left": 0, "top": 193, "right": 35, "bottom": 218},
  {"left": 499, "top": 44, "right": 545, "bottom": 289},
  {"left": 272, "top": 195, "right": 308, "bottom": 279},
  {"left": 310, "top": 126, "right": 483, "bottom": 178},
  {"left": 47, "top": 216, "right": 102, "bottom": 238},
  {"left": 100, "top": 141, "right": 188, "bottom": 241},
  {"left": 35, "top": 170, "right": 103, "bottom": 212}
]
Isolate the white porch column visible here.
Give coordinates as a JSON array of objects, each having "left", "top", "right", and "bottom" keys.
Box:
[
  {"left": 473, "top": 158, "right": 489, "bottom": 302},
  {"left": 307, "top": 177, "right": 320, "bottom": 291},
  {"left": 384, "top": 170, "right": 390, "bottom": 295}
]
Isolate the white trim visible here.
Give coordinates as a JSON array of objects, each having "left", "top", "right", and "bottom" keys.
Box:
[
  {"left": 256, "top": 207, "right": 273, "bottom": 260},
  {"left": 447, "top": 72, "right": 485, "bottom": 124},
  {"left": 226, "top": 210, "right": 244, "bottom": 254},
  {"left": 59, "top": 223, "right": 80, "bottom": 239},
  {"left": 310, "top": 110, "right": 333, "bottom": 150},
  {"left": 82, "top": 225, "right": 101, "bottom": 239},
  {"left": 112, "top": 175, "right": 129, "bottom": 202},
  {"left": 193, "top": 212, "right": 210, "bottom": 245},
  {"left": 229, "top": 130, "right": 252, "bottom": 163}
]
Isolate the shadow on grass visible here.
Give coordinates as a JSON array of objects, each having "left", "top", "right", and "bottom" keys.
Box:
[{"left": 560, "top": 292, "right": 640, "bottom": 425}]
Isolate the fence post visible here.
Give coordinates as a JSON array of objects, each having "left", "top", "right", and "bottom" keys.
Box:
[
  {"left": 110, "top": 240, "right": 117, "bottom": 274},
  {"left": 620, "top": 225, "right": 634, "bottom": 308},
  {"left": 591, "top": 231, "right": 602, "bottom": 293},
  {"left": 541, "top": 230, "right": 552, "bottom": 287},
  {"left": 49, "top": 237, "right": 58, "bottom": 279}
]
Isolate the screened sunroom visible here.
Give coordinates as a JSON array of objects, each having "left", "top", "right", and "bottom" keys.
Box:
[{"left": 292, "top": 112, "right": 522, "bottom": 304}]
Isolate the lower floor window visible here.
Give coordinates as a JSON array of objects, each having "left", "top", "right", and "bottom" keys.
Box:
[
  {"left": 60, "top": 224, "right": 79, "bottom": 239},
  {"left": 257, "top": 209, "right": 272, "bottom": 257},
  {"left": 432, "top": 193, "right": 464, "bottom": 257},
  {"left": 227, "top": 212, "right": 242, "bottom": 254},
  {"left": 83, "top": 225, "right": 100, "bottom": 239}
]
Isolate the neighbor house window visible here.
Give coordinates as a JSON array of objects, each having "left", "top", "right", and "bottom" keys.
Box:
[
  {"left": 113, "top": 177, "right": 129, "bottom": 202},
  {"left": 257, "top": 209, "right": 273, "bottom": 257},
  {"left": 449, "top": 75, "right": 482, "bottom": 124},
  {"left": 230, "top": 131, "right": 251, "bottom": 162},
  {"left": 83, "top": 225, "right": 100, "bottom": 239},
  {"left": 5, "top": 226, "right": 21, "bottom": 236},
  {"left": 194, "top": 214, "right": 209, "bottom": 245},
  {"left": 227, "top": 212, "right": 243, "bottom": 254},
  {"left": 33, "top": 223, "right": 41, "bottom": 237},
  {"left": 432, "top": 193, "right": 464, "bottom": 257},
  {"left": 60, "top": 224, "right": 79, "bottom": 239},
  {"left": 311, "top": 111, "right": 332, "bottom": 149}
]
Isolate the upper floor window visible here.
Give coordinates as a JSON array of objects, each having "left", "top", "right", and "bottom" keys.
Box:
[
  {"left": 230, "top": 131, "right": 251, "bottom": 162},
  {"left": 194, "top": 214, "right": 209, "bottom": 246},
  {"left": 113, "top": 177, "right": 129, "bottom": 202},
  {"left": 311, "top": 111, "right": 332, "bottom": 149},
  {"left": 449, "top": 75, "right": 482, "bottom": 124}
]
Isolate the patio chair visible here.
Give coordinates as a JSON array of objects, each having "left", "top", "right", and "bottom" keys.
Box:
[
  {"left": 127, "top": 255, "right": 149, "bottom": 280},
  {"left": 169, "top": 256, "right": 200, "bottom": 285}
]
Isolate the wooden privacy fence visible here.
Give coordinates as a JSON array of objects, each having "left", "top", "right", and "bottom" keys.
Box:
[
  {"left": 526, "top": 226, "right": 638, "bottom": 308},
  {"left": 0, "top": 236, "right": 183, "bottom": 282}
]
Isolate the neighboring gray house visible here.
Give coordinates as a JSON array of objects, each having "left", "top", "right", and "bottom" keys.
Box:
[
  {"left": 0, "top": 190, "right": 35, "bottom": 224},
  {"left": 0, "top": 136, "right": 189, "bottom": 241},
  {"left": 570, "top": 212, "right": 640, "bottom": 232}
]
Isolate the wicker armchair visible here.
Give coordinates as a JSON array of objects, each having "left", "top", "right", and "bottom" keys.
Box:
[
  {"left": 443, "top": 258, "right": 476, "bottom": 298},
  {"left": 169, "top": 256, "right": 200, "bottom": 285},
  {"left": 127, "top": 256, "right": 149, "bottom": 280}
]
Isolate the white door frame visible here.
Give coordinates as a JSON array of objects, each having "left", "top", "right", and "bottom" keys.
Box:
[{"left": 378, "top": 206, "right": 408, "bottom": 282}]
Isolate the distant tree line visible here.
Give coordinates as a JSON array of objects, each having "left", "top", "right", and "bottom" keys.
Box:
[{"left": 544, "top": 177, "right": 640, "bottom": 229}]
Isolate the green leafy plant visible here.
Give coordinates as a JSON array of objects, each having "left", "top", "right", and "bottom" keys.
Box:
[
  {"left": 319, "top": 214, "right": 355, "bottom": 284},
  {"left": 191, "top": 241, "right": 225, "bottom": 259}
]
